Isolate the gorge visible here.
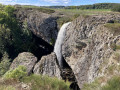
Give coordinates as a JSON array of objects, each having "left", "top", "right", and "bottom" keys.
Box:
[{"left": 1, "top": 5, "right": 120, "bottom": 90}]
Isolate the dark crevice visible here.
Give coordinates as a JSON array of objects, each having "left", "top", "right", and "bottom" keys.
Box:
[
  {"left": 32, "top": 33, "right": 54, "bottom": 60},
  {"left": 61, "top": 56, "right": 80, "bottom": 90}
]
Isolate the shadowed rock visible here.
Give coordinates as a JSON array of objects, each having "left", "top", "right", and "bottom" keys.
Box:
[
  {"left": 10, "top": 52, "right": 37, "bottom": 75},
  {"left": 33, "top": 52, "right": 61, "bottom": 79}
]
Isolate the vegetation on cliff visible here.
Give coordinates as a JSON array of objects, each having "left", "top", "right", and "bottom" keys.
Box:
[
  {"left": 0, "top": 66, "right": 71, "bottom": 90},
  {"left": 83, "top": 76, "right": 120, "bottom": 90},
  {"left": 0, "top": 5, "right": 37, "bottom": 59}
]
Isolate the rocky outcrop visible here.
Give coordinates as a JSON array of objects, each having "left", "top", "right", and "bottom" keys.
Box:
[
  {"left": 33, "top": 53, "right": 61, "bottom": 79},
  {"left": 10, "top": 52, "right": 37, "bottom": 75},
  {"left": 16, "top": 8, "right": 58, "bottom": 45},
  {"left": 62, "top": 14, "right": 120, "bottom": 88}
]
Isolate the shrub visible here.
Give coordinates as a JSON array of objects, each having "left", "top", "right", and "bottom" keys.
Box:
[
  {"left": 0, "top": 85, "right": 15, "bottom": 90},
  {"left": 0, "top": 5, "right": 36, "bottom": 58},
  {"left": 102, "top": 76, "right": 120, "bottom": 90},
  {"left": 111, "top": 5, "right": 120, "bottom": 12},
  {"left": 4, "top": 65, "right": 27, "bottom": 79},
  {"left": 21, "top": 74, "right": 71, "bottom": 90},
  {"left": 104, "top": 23, "right": 120, "bottom": 36},
  {"left": 57, "top": 17, "right": 72, "bottom": 28},
  {"left": 0, "top": 52, "right": 11, "bottom": 76},
  {"left": 73, "top": 14, "right": 80, "bottom": 19},
  {"left": 83, "top": 79, "right": 101, "bottom": 90},
  {"left": 83, "top": 76, "right": 120, "bottom": 90}
]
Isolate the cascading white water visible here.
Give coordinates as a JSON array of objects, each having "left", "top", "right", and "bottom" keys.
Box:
[{"left": 54, "top": 22, "right": 71, "bottom": 68}]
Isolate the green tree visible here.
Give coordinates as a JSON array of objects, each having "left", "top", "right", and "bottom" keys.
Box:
[
  {"left": 0, "top": 5, "right": 35, "bottom": 58},
  {"left": 4, "top": 65, "right": 27, "bottom": 79},
  {"left": 112, "top": 5, "right": 120, "bottom": 12},
  {"left": 0, "top": 52, "right": 11, "bottom": 76},
  {"left": 4, "top": 5, "right": 15, "bottom": 17}
]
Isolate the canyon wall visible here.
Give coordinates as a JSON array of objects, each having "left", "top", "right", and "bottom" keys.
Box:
[{"left": 62, "top": 14, "right": 120, "bottom": 88}]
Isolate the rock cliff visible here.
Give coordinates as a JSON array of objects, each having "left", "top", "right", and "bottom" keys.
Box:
[
  {"left": 62, "top": 14, "right": 120, "bottom": 88},
  {"left": 10, "top": 52, "right": 37, "bottom": 75},
  {"left": 16, "top": 8, "right": 58, "bottom": 45},
  {"left": 33, "top": 52, "right": 61, "bottom": 79}
]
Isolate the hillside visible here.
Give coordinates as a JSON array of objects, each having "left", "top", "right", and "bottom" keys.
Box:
[{"left": 65, "top": 3, "right": 120, "bottom": 9}]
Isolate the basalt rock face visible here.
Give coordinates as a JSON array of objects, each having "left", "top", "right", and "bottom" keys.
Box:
[
  {"left": 62, "top": 14, "right": 120, "bottom": 88},
  {"left": 16, "top": 8, "right": 58, "bottom": 45},
  {"left": 33, "top": 52, "right": 61, "bottom": 79},
  {"left": 10, "top": 52, "right": 37, "bottom": 75}
]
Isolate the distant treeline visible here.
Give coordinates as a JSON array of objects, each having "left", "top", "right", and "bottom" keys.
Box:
[
  {"left": 13, "top": 3, "right": 120, "bottom": 10},
  {"left": 41, "top": 6, "right": 65, "bottom": 9},
  {"left": 65, "top": 3, "right": 120, "bottom": 9}
]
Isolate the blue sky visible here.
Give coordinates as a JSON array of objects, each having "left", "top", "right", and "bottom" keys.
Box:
[{"left": 0, "top": 0, "right": 120, "bottom": 6}]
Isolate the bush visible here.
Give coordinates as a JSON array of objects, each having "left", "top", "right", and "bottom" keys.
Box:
[
  {"left": 112, "top": 5, "right": 120, "bottom": 12},
  {"left": 104, "top": 23, "right": 120, "bottom": 36},
  {"left": 102, "top": 76, "right": 120, "bottom": 90},
  {"left": 57, "top": 17, "right": 72, "bottom": 28},
  {"left": 21, "top": 74, "right": 71, "bottom": 90},
  {"left": 83, "top": 79, "right": 101, "bottom": 90},
  {"left": 0, "top": 52, "right": 11, "bottom": 76},
  {"left": 4, "top": 5, "right": 15, "bottom": 17},
  {"left": 4, "top": 65, "right": 27, "bottom": 79},
  {"left": 0, "top": 5, "right": 36, "bottom": 58},
  {"left": 83, "top": 76, "right": 120, "bottom": 90},
  {"left": 0, "top": 85, "right": 15, "bottom": 90},
  {"left": 73, "top": 14, "right": 80, "bottom": 19}
]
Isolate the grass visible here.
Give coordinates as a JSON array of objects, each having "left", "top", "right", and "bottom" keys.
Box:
[
  {"left": 55, "top": 9, "right": 111, "bottom": 17},
  {"left": 55, "top": 9, "right": 112, "bottom": 28},
  {"left": 21, "top": 74, "right": 71, "bottom": 90},
  {"left": 83, "top": 79, "right": 101, "bottom": 90},
  {"left": 0, "top": 74, "right": 71, "bottom": 90},
  {"left": 83, "top": 76, "right": 120, "bottom": 90},
  {"left": 1, "top": 66, "right": 71, "bottom": 90},
  {"left": 104, "top": 23, "right": 120, "bottom": 36},
  {"left": 113, "top": 53, "right": 120, "bottom": 63},
  {"left": 0, "top": 85, "right": 15, "bottom": 90},
  {"left": 16, "top": 5, "right": 55, "bottom": 14},
  {"left": 107, "top": 64, "right": 116, "bottom": 75},
  {"left": 102, "top": 76, "right": 120, "bottom": 90}
]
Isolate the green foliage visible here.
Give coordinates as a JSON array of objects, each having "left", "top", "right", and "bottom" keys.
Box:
[
  {"left": 107, "top": 64, "right": 116, "bottom": 75},
  {"left": 111, "top": 5, "right": 120, "bottom": 12},
  {"left": 57, "top": 17, "right": 72, "bottom": 27},
  {"left": 21, "top": 74, "right": 71, "bottom": 90},
  {"left": 113, "top": 53, "right": 120, "bottom": 64},
  {"left": 0, "top": 25, "right": 12, "bottom": 54},
  {"left": 73, "top": 14, "right": 80, "bottom": 19},
  {"left": 83, "top": 76, "right": 120, "bottom": 90},
  {"left": 0, "top": 5, "right": 36, "bottom": 58},
  {"left": 18, "top": 5, "right": 55, "bottom": 14},
  {"left": 104, "top": 23, "right": 120, "bottom": 36},
  {"left": 65, "top": 3, "right": 120, "bottom": 10},
  {"left": 0, "top": 52, "right": 11, "bottom": 76},
  {"left": 0, "top": 85, "right": 15, "bottom": 90},
  {"left": 102, "top": 76, "right": 120, "bottom": 90},
  {"left": 83, "top": 79, "right": 101, "bottom": 90},
  {"left": 4, "top": 5, "right": 15, "bottom": 17},
  {"left": 4, "top": 66, "right": 27, "bottom": 79},
  {"left": 50, "top": 38, "right": 55, "bottom": 46}
]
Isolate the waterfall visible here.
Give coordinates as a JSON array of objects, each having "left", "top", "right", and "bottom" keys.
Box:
[{"left": 54, "top": 22, "right": 71, "bottom": 68}]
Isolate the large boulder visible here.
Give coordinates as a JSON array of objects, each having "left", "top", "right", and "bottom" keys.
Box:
[
  {"left": 16, "top": 8, "right": 58, "bottom": 45},
  {"left": 33, "top": 52, "right": 61, "bottom": 79},
  {"left": 62, "top": 14, "right": 120, "bottom": 88},
  {"left": 10, "top": 52, "right": 37, "bottom": 75}
]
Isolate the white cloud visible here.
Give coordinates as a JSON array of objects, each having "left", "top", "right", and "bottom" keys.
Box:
[
  {"left": 43, "top": 0, "right": 71, "bottom": 4},
  {"left": 0, "top": 0, "right": 71, "bottom": 5}
]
